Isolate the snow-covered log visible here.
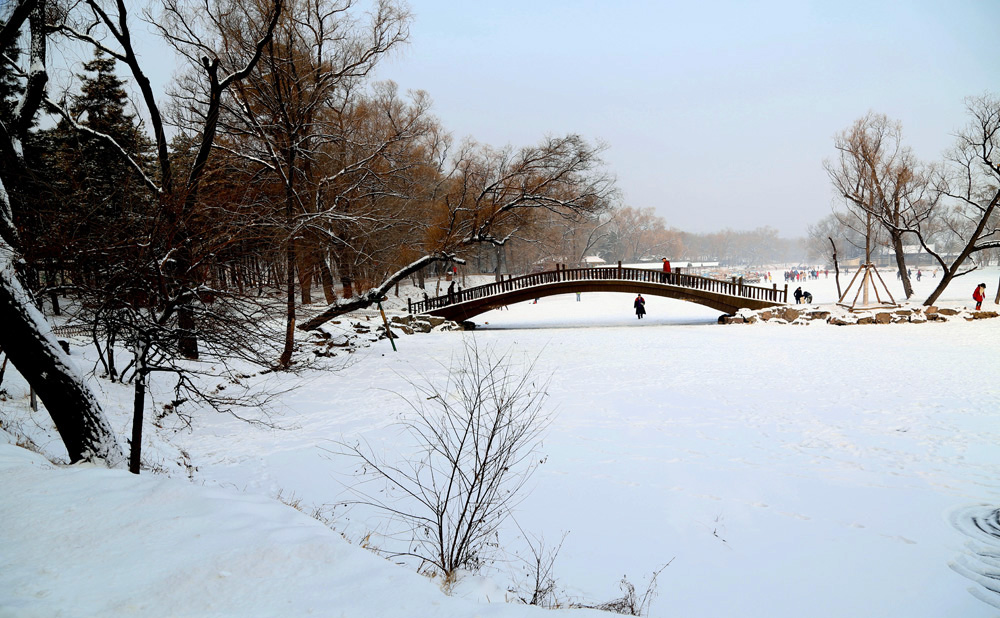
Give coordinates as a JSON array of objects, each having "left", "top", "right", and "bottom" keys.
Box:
[{"left": 299, "top": 255, "right": 458, "bottom": 331}]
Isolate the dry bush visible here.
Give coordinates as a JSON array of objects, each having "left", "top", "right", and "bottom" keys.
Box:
[{"left": 333, "top": 338, "right": 551, "bottom": 578}]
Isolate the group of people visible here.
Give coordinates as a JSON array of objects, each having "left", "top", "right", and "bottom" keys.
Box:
[
  {"left": 785, "top": 269, "right": 827, "bottom": 282},
  {"left": 897, "top": 268, "right": 930, "bottom": 281}
]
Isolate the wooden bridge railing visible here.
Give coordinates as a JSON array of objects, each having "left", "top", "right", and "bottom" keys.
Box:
[{"left": 408, "top": 264, "right": 787, "bottom": 314}]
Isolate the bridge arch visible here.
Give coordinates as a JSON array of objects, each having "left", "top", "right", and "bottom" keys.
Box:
[{"left": 409, "top": 266, "right": 786, "bottom": 322}]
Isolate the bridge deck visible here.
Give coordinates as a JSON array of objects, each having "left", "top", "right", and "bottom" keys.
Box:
[{"left": 409, "top": 265, "right": 787, "bottom": 322}]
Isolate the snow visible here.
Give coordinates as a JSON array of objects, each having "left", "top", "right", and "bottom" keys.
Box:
[{"left": 2, "top": 267, "right": 1000, "bottom": 617}]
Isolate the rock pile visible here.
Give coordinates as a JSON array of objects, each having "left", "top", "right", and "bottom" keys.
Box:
[{"left": 720, "top": 304, "right": 999, "bottom": 326}]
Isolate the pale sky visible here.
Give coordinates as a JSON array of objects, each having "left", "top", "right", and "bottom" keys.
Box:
[{"left": 374, "top": 0, "right": 999, "bottom": 237}]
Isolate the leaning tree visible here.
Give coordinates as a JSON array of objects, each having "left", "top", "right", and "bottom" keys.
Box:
[{"left": 0, "top": 0, "right": 124, "bottom": 466}]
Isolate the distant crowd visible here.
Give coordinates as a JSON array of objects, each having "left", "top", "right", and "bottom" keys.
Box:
[{"left": 784, "top": 269, "right": 828, "bottom": 282}]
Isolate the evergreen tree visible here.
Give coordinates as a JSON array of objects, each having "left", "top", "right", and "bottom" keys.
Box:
[
  {"left": 26, "top": 49, "right": 154, "bottom": 288},
  {"left": 0, "top": 22, "right": 23, "bottom": 128}
]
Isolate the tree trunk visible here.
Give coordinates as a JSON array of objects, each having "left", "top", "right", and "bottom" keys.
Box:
[
  {"left": 495, "top": 245, "right": 504, "bottom": 282},
  {"left": 177, "top": 304, "right": 198, "bottom": 359},
  {"left": 279, "top": 238, "right": 296, "bottom": 368},
  {"left": 923, "top": 190, "right": 999, "bottom": 306},
  {"left": 129, "top": 368, "right": 146, "bottom": 474},
  {"left": 46, "top": 258, "right": 60, "bottom": 315},
  {"left": 174, "top": 242, "right": 199, "bottom": 360},
  {"left": 317, "top": 253, "right": 337, "bottom": 303},
  {"left": 828, "top": 237, "right": 842, "bottom": 299},
  {"left": 890, "top": 231, "right": 912, "bottom": 298},
  {"left": 297, "top": 249, "right": 313, "bottom": 304},
  {"left": 0, "top": 258, "right": 124, "bottom": 466}
]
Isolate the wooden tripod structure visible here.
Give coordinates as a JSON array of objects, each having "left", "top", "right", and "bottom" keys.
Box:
[{"left": 837, "top": 262, "right": 897, "bottom": 311}]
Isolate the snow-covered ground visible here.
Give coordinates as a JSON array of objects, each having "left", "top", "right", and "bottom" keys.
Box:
[{"left": 2, "top": 266, "right": 1000, "bottom": 617}]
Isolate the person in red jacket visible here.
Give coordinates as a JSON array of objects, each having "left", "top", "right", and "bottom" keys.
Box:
[
  {"left": 973, "top": 283, "right": 986, "bottom": 310},
  {"left": 661, "top": 257, "right": 671, "bottom": 283}
]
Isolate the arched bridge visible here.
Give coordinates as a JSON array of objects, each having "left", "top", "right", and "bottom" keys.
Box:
[{"left": 408, "top": 264, "right": 788, "bottom": 322}]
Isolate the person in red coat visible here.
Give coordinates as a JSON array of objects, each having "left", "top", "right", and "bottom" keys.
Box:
[
  {"left": 634, "top": 294, "right": 646, "bottom": 319},
  {"left": 973, "top": 283, "right": 986, "bottom": 310},
  {"left": 661, "top": 257, "right": 671, "bottom": 283}
]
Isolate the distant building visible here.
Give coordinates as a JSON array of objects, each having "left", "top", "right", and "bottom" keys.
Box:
[
  {"left": 620, "top": 260, "right": 719, "bottom": 271},
  {"left": 874, "top": 244, "right": 951, "bottom": 267}
]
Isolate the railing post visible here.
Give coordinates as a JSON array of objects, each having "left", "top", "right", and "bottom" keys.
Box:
[
  {"left": 407, "top": 298, "right": 412, "bottom": 314},
  {"left": 617, "top": 261, "right": 622, "bottom": 279},
  {"left": 783, "top": 283, "right": 788, "bottom": 302}
]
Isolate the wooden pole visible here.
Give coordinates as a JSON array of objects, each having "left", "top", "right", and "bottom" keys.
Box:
[{"left": 377, "top": 301, "right": 397, "bottom": 352}]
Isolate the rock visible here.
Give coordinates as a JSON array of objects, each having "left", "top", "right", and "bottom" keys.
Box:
[
  {"left": 376, "top": 326, "right": 399, "bottom": 339},
  {"left": 806, "top": 311, "right": 830, "bottom": 320},
  {"left": 759, "top": 310, "right": 773, "bottom": 321},
  {"left": 874, "top": 312, "right": 893, "bottom": 324},
  {"left": 328, "top": 335, "right": 351, "bottom": 347},
  {"left": 857, "top": 316, "right": 874, "bottom": 325},
  {"left": 779, "top": 307, "right": 801, "bottom": 321},
  {"left": 938, "top": 307, "right": 960, "bottom": 316},
  {"left": 972, "top": 311, "right": 999, "bottom": 319},
  {"left": 828, "top": 316, "right": 853, "bottom": 326},
  {"left": 460, "top": 321, "right": 477, "bottom": 330}
]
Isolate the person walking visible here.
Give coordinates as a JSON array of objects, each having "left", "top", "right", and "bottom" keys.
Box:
[
  {"left": 634, "top": 294, "right": 646, "bottom": 319},
  {"left": 973, "top": 283, "right": 986, "bottom": 310},
  {"left": 794, "top": 286, "right": 803, "bottom": 304},
  {"left": 661, "top": 257, "right": 671, "bottom": 283}
]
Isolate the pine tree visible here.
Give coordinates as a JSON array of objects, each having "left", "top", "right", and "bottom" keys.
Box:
[{"left": 26, "top": 49, "right": 154, "bottom": 291}]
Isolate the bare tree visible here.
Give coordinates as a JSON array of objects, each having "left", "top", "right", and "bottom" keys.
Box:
[
  {"left": 913, "top": 94, "right": 1000, "bottom": 305},
  {"left": 825, "top": 112, "right": 932, "bottom": 298},
  {"left": 601, "top": 206, "right": 683, "bottom": 263},
  {"left": 300, "top": 133, "right": 616, "bottom": 329},
  {"left": 333, "top": 340, "right": 551, "bottom": 578},
  {"left": 213, "top": 0, "right": 415, "bottom": 366},
  {"left": 36, "top": 0, "right": 285, "bottom": 471}
]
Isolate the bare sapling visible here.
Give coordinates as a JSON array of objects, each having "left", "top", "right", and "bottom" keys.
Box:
[{"left": 333, "top": 338, "right": 551, "bottom": 579}]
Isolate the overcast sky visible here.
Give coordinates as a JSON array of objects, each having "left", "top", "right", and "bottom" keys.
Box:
[{"left": 372, "top": 0, "right": 999, "bottom": 237}]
